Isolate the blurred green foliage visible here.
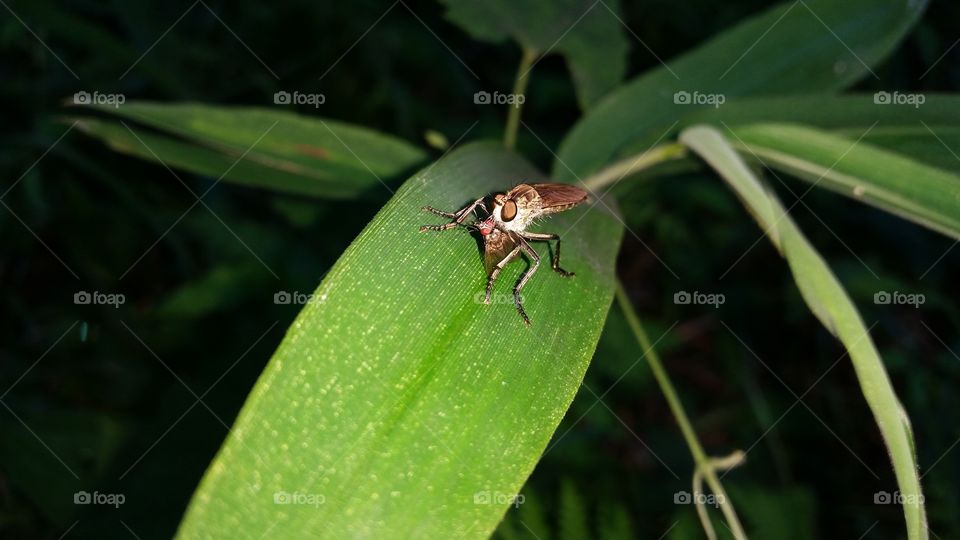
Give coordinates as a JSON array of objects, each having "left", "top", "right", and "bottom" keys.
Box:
[{"left": 2, "top": 0, "right": 960, "bottom": 538}]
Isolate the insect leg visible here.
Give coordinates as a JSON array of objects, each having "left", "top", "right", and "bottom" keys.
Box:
[
  {"left": 485, "top": 245, "right": 522, "bottom": 304},
  {"left": 420, "top": 206, "right": 458, "bottom": 218},
  {"left": 519, "top": 231, "right": 574, "bottom": 277},
  {"left": 419, "top": 197, "right": 487, "bottom": 232},
  {"left": 513, "top": 238, "right": 541, "bottom": 326}
]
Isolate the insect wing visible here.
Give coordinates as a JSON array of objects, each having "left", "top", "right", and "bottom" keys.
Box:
[{"left": 530, "top": 183, "right": 588, "bottom": 213}]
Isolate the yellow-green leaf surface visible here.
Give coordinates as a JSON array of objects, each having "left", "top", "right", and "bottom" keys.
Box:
[
  {"left": 555, "top": 0, "right": 928, "bottom": 180},
  {"left": 681, "top": 126, "right": 927, "bottom": 540},
  {"left": 726, "top": 123, "right": 960, "bottom": 241},
  {"left": 176, "top": 142, "right": 624, "bottom": 539},
  {"left": 73, "top": 101, "right": 427, "bottom": 199}
]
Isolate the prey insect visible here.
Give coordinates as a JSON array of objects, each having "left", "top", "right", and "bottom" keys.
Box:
[{"left": 419, "top": 182, "right": 588, "bottom": 325}]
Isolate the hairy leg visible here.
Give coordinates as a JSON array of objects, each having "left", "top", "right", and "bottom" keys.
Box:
[
  {"left": 513, "top": 238, "right": 541, "bottom": 325},
  {"left": 419, "top": 197, "right": 486, "bottom": 232},
  {"left": 520, "top": 231, "right": 573, "bottom": 277}
]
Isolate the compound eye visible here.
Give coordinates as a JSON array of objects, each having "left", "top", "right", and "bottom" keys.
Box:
[{"left": 501, "top": 200, "right": 517, "bottom": 222}]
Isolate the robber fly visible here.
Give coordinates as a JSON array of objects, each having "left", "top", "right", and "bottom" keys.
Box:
[{"left": 419, "top": 182, "right": 589, "bottom": 325}]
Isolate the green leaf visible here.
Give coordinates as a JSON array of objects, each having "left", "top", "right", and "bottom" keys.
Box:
[
  {"left": 729, "top": 486, "right": 816, "bottom": 540},
  {"left": 684, "top": 95, "right": 960, "bottom": 173},
  {"left": 176, "top": 142, "right": 624, "bottom": 538},
  {"left": 685, "top": 94, "right": 960, "bottom": 131},
  {"left": 596, "top": 501, "right": 633, "bottom": 540},
  {"left": 154, "top": 263, "right": 270, "bottom": 319},
  {"left": 0, "top": 411, "right": 124, "bottom": 526},
  {"left": 73, "top": 102, "right": 428, "bottom": 199},
  {"left": 556, "top": 0, "right": 928, "bottom": 179},
  {"left": 726, "top": 123, "right": 960, "bottom": 240},
  {"left": 495, "top": 489, "right": 551, "bottom": 540},
  {"left": 680, "top": 125, "right": 927, "bottom": 540},
  {"left": 558, "top": 479, "right": 590, "bottom": 540},
  {"left": 72, "top": 118, "right": 361, "bottom": 199},
  {"left": 440, "top": 0, "right": 628, "bottom": 109}
]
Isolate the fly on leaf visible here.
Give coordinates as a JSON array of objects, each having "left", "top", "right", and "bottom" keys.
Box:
[{"left": 419, "top": 182, "right": 589, "bottom": 325}]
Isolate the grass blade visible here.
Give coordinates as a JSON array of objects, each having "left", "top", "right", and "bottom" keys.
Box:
[
  {"left": 680, "top": 125, "right": 927, "bottom": 540},
  {"left": 727, "top": 123, "right": 960, "bottom": 240},
  {"left": 685, "top": 95, "right": 960, "bottom": 173},
  {"left": 72, "top": 118, "right": 374, "bottom": 199},
  {"left": 73, "top": 101, "right": 427, "bottom": 199}
]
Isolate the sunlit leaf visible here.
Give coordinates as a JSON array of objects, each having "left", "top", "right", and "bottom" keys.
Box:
[{"left": 176, "top": 142, "right": 624, "bottom": 539}]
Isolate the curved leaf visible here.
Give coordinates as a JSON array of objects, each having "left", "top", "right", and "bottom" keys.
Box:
[
  {"left": 727, "top": 123, "right": 960, "bottom": 240},
  {"left": 176, "top": 142, "right": 624, "bottom": 539},
  {"left": 680, "top": 125, "right": 927, "bottom": 540},
  {"left": 685, "top": 95, "right": 960, "bottom": 173},
  {"left": 74, "top": 101, "right": 428, "bottom": 199},
  {"left": 555, "top": 0, "right": 928, "bottom": 180}
]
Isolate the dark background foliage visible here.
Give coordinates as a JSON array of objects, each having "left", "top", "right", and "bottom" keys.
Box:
[{"left": 1, "top": 0, "right": 958, "bottom": 538}]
